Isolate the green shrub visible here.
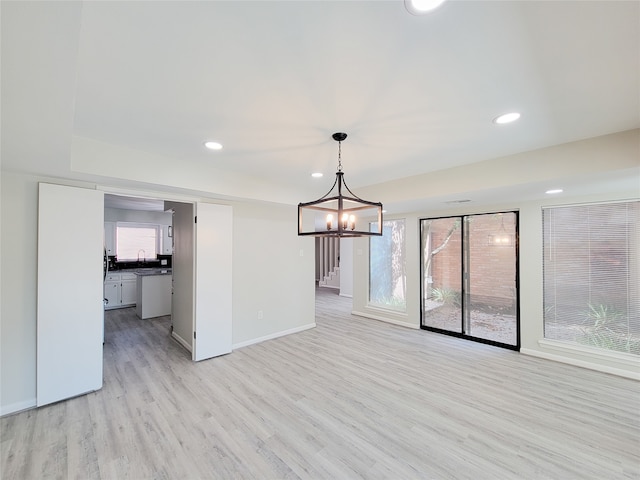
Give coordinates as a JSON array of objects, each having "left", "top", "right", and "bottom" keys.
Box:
[
  {"left": 431, "top": 288, "right": 461, "bottom": 307},
  {"left": 579, "top": 304, "right": 638, "bottom": 354}
]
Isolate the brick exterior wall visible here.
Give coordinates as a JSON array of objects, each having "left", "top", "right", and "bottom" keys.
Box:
[{"left": 427, "top": 214, "right": 516, "bottom": 310}]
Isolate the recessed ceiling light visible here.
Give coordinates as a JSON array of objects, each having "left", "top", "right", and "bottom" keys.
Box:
[
  {"left": 493, "top": 112, "right": 521, "bottom": 125},
  {"left": 546, "top": 189, "right": 563, "bottom": 194},
  {"left": 382, "top": 210, "right": 388, "bottom": 213},
  {"left": 311, "top": 172, "right": 323, "bottom": 178},
  {"left": 405, "top": 0, "right": 447, "bottom": 14},
  {"left": 204, "top": 141, "right": 223, "bottom": 150}
]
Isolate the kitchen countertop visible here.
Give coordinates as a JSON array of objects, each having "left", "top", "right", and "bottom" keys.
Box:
[
  {"left": 110, "top": 268, "right": 172, "bottom": 275},
  {"left": 134, "top": 268, "right": 172, "bottom": 276}
]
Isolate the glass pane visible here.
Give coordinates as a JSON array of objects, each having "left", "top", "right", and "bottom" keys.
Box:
[
  {"left": 369, "top": 219, "right": 406, "bottom": 310},
  {"left": 421, "top": 217, "right": 462, "bottom": 332},
  {"left": 464, "top": 213, "right": 518, "bottom": 345}
]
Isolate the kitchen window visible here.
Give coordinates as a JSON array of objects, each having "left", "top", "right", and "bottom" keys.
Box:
[{"left": 116, "top": 223, "right": 159, "bottom": 261}]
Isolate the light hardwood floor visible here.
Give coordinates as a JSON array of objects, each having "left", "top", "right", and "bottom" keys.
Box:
[{"left": 2, "top": 288, "right": 639, "bottom": 479}]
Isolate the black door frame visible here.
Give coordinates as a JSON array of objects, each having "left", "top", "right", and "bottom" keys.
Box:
[{"left": 419, "top": 211, "right": 520, "bottom": 351}]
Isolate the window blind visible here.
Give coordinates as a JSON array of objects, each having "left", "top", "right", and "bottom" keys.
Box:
[
  {"left": 543, "top": 201, "right": 640, "bottom": 355},
  {"left": 116, "top": 224, "right": 158, "bottom": 261}
]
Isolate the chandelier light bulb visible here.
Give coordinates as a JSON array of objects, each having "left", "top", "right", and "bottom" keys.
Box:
[{"left": 326, "top": 214, "right": 333, "bottom": 230}]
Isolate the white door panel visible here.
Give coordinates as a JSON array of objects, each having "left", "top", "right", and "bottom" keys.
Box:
[
  {"left": 165, "top": 201, "right": 194, "bottom": 352},
  {"left": 37, "top": 183, "right": 104, "bottom": 406},
  {"left": 194, "top": 203, "right": 232, "bottom": 361}
]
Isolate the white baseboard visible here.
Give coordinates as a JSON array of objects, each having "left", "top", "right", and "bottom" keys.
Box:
[
  {"left": 1, "top": 398, "right": 36, "bottom": 417},
  {"left": 351, "top": 310, "right": 419, "bottom": 329},
  {"left": 521, "top": 347, "right": 640, "bottom": 380},
  {"left": 339, "top": 293, "right": 353, "bottom": 298},
  {"left": 171, "top": 331, "right": 192, "bottom": 353},
  {"left": 233, "top": 323, "right": 316, "bottom": 350},
  {"left": 537, "top": 338, "right": 640, "bottom": 365}
]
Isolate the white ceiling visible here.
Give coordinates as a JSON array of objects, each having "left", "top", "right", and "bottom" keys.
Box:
[{"left": 2, "top": 1, "right": 639, "bottom": 211}]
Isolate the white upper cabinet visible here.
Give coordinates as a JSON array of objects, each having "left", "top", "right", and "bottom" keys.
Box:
[
  {"left": 162, "top": 225, "right": 173, "bottom": 255},
  {"left": 104, "top": 221, "right": 116, "bottom": 255}
]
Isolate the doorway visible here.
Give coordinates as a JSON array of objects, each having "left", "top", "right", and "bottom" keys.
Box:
[
  {"left": 104, "top": 194, "right": 174, "bottom": 315},
  {"left": 420, "top": 212, "right": 520, "bottom": 350}
]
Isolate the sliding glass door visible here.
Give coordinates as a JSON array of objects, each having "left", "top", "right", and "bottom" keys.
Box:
[
  {"left": 421, "top": 217, "right": 463, "bottom": 333},
  {"left": 421, "top": 212, "right": 519, "bottom": 350}
]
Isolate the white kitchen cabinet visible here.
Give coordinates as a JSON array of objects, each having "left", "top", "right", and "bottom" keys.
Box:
[
  {"left": 104, "top": 222, "right": 116, "bottom": 256},
  {"left": 162, "top": 225, "right": 173, "bottom": 254},
  {"left": 121, "top": 273, "right": 137, "bottom": 306},
  {"left": 104, "top": 272, "right": 137, "bottom": 309},
  {"left": 104, "top": 281, "right": 120, "bottom": 309}
]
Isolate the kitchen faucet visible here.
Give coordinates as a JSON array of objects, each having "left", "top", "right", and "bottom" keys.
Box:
[{"left": 137, "top": 249, "right": 146, "bottom": 263}]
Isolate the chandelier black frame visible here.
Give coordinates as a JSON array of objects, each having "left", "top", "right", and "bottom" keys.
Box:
[{"left": 297, "top": 133, "right": 383, "bottom": 237}]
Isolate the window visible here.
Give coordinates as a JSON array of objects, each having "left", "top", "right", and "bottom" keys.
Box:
[
  {"left": 116, "top": 223, "right": 159, "bottom": 261},
  {"left": 369, "top": 219, "right": 406, "bottom": 310},
  {"left": 543, "top": 201, "right": 640, "bottom": 355}
]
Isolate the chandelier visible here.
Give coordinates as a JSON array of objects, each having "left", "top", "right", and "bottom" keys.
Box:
[{"left": 298, "top": 133, "right": 383, "bottom": 237}]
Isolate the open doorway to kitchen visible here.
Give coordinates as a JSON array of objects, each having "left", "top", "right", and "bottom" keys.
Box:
[
  {"left": 103, "top": 193, "right": 181, "bottom": 359},
  {"left": 103, "top": 194, "right": 174, "bottom": 312}
]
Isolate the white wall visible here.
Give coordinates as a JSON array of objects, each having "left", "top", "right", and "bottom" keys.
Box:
[
  {"left": 166, "top": 201, "right": 195, "bottom": 350},
  {"left": 231, "top": 201, "right": 316, "bottom": 347},
  {"left": 0, "top": 173, "right": 316, "bottom": 415},
  {"left": 339, "top": 238, "right": 353, "bottom": 297},
  {"left": 1, "top": 174, "right": 39, "bottom": 413}
]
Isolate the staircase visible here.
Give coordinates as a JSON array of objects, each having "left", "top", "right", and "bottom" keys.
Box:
[
  {"left": 317, "top": 237, "right": 340, "bottom": 289},
  {"left": 319, "top": 266, "right": 340, "bottom": 288}
]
